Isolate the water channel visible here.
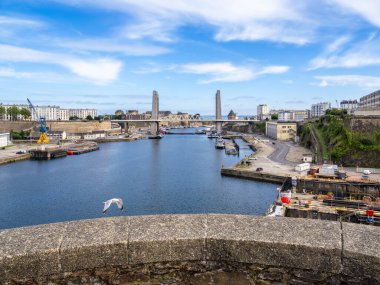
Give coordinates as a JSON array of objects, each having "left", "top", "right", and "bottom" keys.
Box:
[{"left": 0, "top": 129, "right": 278, "bottom": 229}]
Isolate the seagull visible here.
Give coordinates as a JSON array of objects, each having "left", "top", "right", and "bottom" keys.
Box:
[{"left": 103, "top": 198, "right": 123, "bottom": 213}]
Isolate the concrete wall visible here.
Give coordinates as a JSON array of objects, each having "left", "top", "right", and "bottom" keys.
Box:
[
  {"left": 1, "top": 214, "right": 379, "bottom": 284},
  {"left": 350, "top": 116, "right": 380, "bottom": 133}
]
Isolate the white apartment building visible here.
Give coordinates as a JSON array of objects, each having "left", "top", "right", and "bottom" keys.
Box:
[
  {"left": 257, "top": 104, "right": 269, "bottom": 120},
  {"left": 359, "top": 90, "right": 380, "bottom": 108},
  {"left": 0, "top": 104, "right": 29, "bottom": 120},
  {"left": 32, "top": 105, "right": 60, "bottom": 121},
  {"left": 340, "top": 100, "right": 358, "bottom": 111},
  {"left": 69, "top": 109, "right": 97, "bottom": 119},
  {"left": 311, "top": 102, "right": 331, "bottom": 117},
  {"left": 58, "top": 109, "right": 70, "bottom": 121},
  {"left": 278, "top": 110, "right": 308, "bottom": 122}
]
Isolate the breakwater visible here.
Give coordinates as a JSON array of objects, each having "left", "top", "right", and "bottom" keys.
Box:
[{"left": 0, "top": 214, "right": 379, "bottom": 284}]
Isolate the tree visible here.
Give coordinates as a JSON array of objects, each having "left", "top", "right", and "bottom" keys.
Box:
[
  {"left": 69, "top": 116, "right": 79, "bottom": 120},
  {"left": 86, "top": 115, "right": 93, "bottom": 120},
  {"left": 0, "top": 106, "right": 5, "bottom": 120},
  {"left": 19, "top": 108, "right": 31, "bottom": 120},
  {"left": 271, "top": 114, "right": 278, "bottom": 120},
  {"left": 7, "top": 106, "right": 19, "bottom": 121}
]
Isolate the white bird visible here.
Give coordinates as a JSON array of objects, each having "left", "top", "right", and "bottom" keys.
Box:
[{"left": 103, "top": 198, "right": 123, "bottom": 213}]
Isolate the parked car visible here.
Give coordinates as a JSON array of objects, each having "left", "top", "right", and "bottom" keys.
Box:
[
  {"left": 16, "top": 150, "right": 27, "bottom": 154},
  {"left": 363, "top": 169, "right": 371, "bottom": 175},
  {"left": 256, "top": 167, "right": 263, "bottom": 172}
]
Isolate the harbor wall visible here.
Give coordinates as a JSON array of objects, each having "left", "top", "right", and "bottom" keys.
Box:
[
  {"left": 1, "top": 214, "right": 379, "bottom": 284},
  {"left": 0, "top": 121, "right": 113, "bottom": 134},
  {"left": 221, "top": 168, "right": 286, "bottom": 184}
]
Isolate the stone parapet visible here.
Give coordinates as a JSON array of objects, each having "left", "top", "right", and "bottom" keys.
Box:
[{"left": 0, "top": 214, "right": 379, "bottom": 284}]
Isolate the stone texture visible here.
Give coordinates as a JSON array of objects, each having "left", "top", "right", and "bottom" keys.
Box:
[
  {"left": 342, "top": 222, "right": 380, "bottom": 284},
  {"left": 0, "top": 222, "right": 67, "bottom": 281},
  {"left": 128, "top": 214, "right": 206, "bottom": 264},
  {"left": 206, "top": 214, "right": 342, "bottom": 273},
  {"left": 1, "top": 214, "right": 380, "bottom": 284},
  {"left": 59, "top": 217, "right": 129, "bottom": 272}
]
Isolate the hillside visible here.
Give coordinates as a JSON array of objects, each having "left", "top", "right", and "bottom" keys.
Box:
[{"left": 300, "top": 109, "right": 380, "bottom": 167}]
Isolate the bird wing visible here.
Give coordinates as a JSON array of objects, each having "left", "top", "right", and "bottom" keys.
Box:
[
  {"left": 115, "top": 199, "right": 123, "bottom": 210},
  {"left": 103, "top": 199, "right": 112, "bottom": 213}
]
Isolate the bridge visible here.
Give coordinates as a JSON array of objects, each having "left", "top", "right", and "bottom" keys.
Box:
[{"left": 111, "top": 90, "right": 259, "bottom": 135}]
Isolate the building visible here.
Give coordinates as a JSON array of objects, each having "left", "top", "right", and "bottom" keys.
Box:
[
  {"left": 359, "top": 89, "right": 380, "bottom": 108},
  {"left": 0, "top": 104, "right": 30, "bottom": 121},
  {"left": 257, "top": 104, "right": 269, "bottom": 120},
  {"left": 58, "top": 109, "right": 70, "bottom": 121},
  {"left": 47, "top": 131, "right": 67, "bottom": 141},
  {"left": 69, "top": 109, "right": 97, "bottom": 119},
  {"left": 278, "top": 111, "right": 293, "bottom": 121},
  {"left": 278, "top": 110, "right": 308, "bottom": 122},
  {"left": 0, "top": 133, "right": 10, "bottom": 147},
  {"left": 340, "top": 100, "right": 358, "bottom": 111},
  {"left": 227, "top": 110, "right": 237, "bottom": 120},
  {"left": 266, "top": 121, "right": 297, "bottom": 141},
  {"left": 32, "top": 105, "right": 60, "bottom": 121},
  {"left": 311, "top": 102, "right": 331, "bottom": 117}
]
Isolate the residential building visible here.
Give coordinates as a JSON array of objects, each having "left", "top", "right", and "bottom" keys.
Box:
[
  {"left": 340, "top": 100, "right": 358, "bottom": 111},
  {"left": 257, "top": 104, "right": 269, "bottom": 120},
  {"left": 0, "top": 133, "right": 10, "bottom": 147},
  {"left": 32, "top": 105, "right": 60, "bottom": 121},
  {"left": 359, "top": 89, "right": 380, "bottom": 108},
  {"left": 227, "top": 110, "right": 237, "bottom": 120},
  {"left": 127, "top": 110, "right": 139, "bottom": 115},
  {"left": 278, "top": 110, "right": 308, "bottom": 122},
  {"left": 69, "top": 109, "right": 97, "bottom": 119},
  {"left": 58, "top": 109, "right": 70, "bottom": 121},
  {"left": 266, "top": 121, "right": 297, "bottom": 141},
  {"left": 278, "top": 111, "right": 293, "bottom": 121},
  {"left": 311, "top": 102, "right": 331, "bottom": 117},
  {"left": 1, "top": 104, "right": 30, "bottom": 121}
]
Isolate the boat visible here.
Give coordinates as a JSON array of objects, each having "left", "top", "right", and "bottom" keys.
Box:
[
  {"left": 195, "top": 128, "right": 206, "bottom": 134},
  {"left": 225, "top": 147, "right": 238, "bottom": 155},
  {"left": 148, "top": 134, "right": 164, "bottom": 139},
  {"left": 215, "top": 137, "right": 225, "bottom": 149},
  {"left": 207, "top": 132, "right": 219, "bottom": 138}
]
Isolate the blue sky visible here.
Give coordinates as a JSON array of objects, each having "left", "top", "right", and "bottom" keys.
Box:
[{"left": 1, "top": 0, "right": 380, "bottom": 115}]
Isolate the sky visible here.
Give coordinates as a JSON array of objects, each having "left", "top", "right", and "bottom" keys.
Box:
[{"left": 1, "top": 1, "right": 380, "bottom": 115}]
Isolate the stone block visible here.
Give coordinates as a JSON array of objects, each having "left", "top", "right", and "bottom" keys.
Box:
[
  {"left": 59, "top": 217, "right": 129, "bottom": 272},
  {"left": 206, "top": 214, "right": 341, "bottom": 273},
  {"left": 342, "top": 222, "right": 380, "bottom": 283},
  {"left": 128, "top": 214, "right": 206, "bottom": 264},
  {"left": 0, "top": 222, "right": 67, "bottom": 281}
]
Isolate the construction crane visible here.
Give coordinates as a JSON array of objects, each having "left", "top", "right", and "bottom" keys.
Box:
[{"left": 27, "top": 98, "right": 49, "bottom": 144}]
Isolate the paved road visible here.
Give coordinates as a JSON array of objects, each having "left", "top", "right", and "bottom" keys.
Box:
[{"left": 268, "top": 141, "right": 298, "bottom": 166}]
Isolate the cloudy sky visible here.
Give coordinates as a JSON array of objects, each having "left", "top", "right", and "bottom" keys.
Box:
[{"left": 1, "top": 0, "right": 380, "bottom": 115}]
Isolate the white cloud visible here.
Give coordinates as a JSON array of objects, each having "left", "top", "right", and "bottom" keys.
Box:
[
  {"left": 316, "top": 75, "right": 380, "bottom": 88},
  {"left": 0, "top": 15, "right": 44, "bottom": 27},
  {"left": 329, "top": 0, "right": 380, "bottom": 27},
  {"left": 309, "top": 35, "right": 380, "bottom": 69},
  {"left": 55, "top": 38, "right": 171, "bottom": 56},
  {"left": 55, "top": 0, "right": 314, "bottom": 44},
  {"left": 0, "top": 44, "right": 122, "bottom": 84},
  {"left": 180, "top": 62, "right": 289, "bottom": 84}
]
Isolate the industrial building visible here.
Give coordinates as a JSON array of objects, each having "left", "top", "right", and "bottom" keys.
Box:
[{"left": 265, "top": 121, "right": 297, "bottom": 141}]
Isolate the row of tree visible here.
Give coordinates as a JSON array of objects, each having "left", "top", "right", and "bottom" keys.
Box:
[{"left": 0, "top": 106, "right": 32, "bottom": 121}]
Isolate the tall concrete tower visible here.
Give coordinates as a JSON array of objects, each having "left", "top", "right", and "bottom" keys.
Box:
[
  {"left": 151, "top": 90, "right": 159, "bottom": 135},
  {"left": 215, "top": 90, "right": 222, "bottom": 133}
]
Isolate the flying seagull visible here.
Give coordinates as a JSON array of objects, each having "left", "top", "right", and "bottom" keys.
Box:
[{"left": 103, "top": 198, "right": 123, "bottom": 213}]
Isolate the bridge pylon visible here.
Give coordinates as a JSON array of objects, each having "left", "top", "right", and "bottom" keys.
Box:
[
  {"left": 150, "top": 90, "right": 159, "bottom": 135},
  {"left": 215, "top": 90, "right": 222, "bottom": 133}
]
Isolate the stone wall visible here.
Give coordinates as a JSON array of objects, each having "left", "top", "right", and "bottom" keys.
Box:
[
  {"left": 0, "top": 214, "right": 379, "bottom": 284},
  {"left": 350, "top": 116, "right": 380, "bottom": 133},
  {"left": 0, "top": 121, "right": 113, "bottom": 135}
]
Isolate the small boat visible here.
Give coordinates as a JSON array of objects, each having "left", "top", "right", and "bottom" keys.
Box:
[
  {"left": 148, "top": 134, "right": 164, "bottom": 139},
  {"left": 215, "top": 137, "right": 225, "bottom": 149},
  {"left": 207, "top": 132, "right": 219, "bottom": 138}
]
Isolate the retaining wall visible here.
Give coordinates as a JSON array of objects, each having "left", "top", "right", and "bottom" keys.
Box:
[{"left": 1, "top": 214, "right": 379, "bottom": 284}]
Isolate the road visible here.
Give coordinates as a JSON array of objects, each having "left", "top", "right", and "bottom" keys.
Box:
[{"left": 268, "top": 141, "right": 298, "bottom": 166}]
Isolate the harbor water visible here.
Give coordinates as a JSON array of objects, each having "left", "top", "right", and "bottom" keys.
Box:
[{"left": 0, "top": 130, "right": 278, "bottom": 229}]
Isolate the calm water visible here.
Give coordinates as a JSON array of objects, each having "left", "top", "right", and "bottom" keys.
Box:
[{"left": 0, "top": 130, "right": 277, "bottom": 229}]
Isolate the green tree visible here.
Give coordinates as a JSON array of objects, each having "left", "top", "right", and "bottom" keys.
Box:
[
  {"left": 0, "top": 106, "right": 6, "bottom": 120},
  {"left": 69, "top": 116, "right": 79, "bottom": 120},
  {"left": 86, "top": 115, "right": 93, "bottom": 120},
  {"left": 7, "top": 106, "right": 19, "bottom": 121},
  {"left": 271, "top": 114, "right": 278, "bottom": 120},
  {"left": 19, "top": 108, "right": 31, "bottom": 120}
]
